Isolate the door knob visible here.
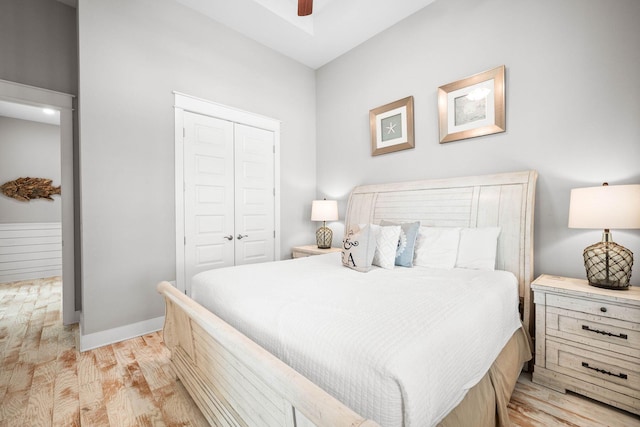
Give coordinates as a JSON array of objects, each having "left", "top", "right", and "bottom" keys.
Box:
[
  {"left": 237, "top": 234, "right": 248, "bottom": 240},
  {"left": 223, "top": 235, "right": 233, "bottom": 240}
]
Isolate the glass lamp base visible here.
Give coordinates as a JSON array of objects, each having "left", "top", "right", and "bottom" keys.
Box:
[
  {"left": 316, "top": 226, "right": 333, "bottom": 249},
  {"left": 583, "top": 240, "right": 633, "bottom": 290}
]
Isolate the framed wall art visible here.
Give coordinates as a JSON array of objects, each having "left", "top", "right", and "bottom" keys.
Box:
[
  {"left": 438, "top": 65, "right": 505, "bottom": 144},
  {"left": 370, "top": 96, "right": 414, "bottom": 156}
]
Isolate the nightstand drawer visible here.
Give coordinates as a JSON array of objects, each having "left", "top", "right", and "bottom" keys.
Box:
[
  {"left": 547, "top": 340, "right": 640, "bottom": 396},
  {"left": 546, "top": 293, "right": 640, "bottom": 323},
  {"left": 546, "top": 307, "right": 640, "bottom": 358}
]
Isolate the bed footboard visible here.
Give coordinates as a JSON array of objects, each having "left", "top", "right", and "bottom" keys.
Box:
[{"left": 157, "top": 281, "right": 380, "bottom": 427}]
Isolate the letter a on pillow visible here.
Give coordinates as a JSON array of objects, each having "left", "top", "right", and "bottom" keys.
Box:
[{"left": 342, "top": 225, "right": 376, "bottom": 272}]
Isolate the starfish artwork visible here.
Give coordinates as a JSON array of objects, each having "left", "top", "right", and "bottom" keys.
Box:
[
  {"left": 380, "top": 113, "right": 403, "bottom": 142},
  {"left": 386, "top": 121, "right": 397, "bottom": 134}
]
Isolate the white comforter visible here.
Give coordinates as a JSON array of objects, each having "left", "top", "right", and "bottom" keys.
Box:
[{"left": 191, "top": 252, "right": 521, "bottom": 427}]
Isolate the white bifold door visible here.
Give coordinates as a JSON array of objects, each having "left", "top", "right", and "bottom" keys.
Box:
[{"left": 183, "top": 111, "right": 275, "bottom": 291}]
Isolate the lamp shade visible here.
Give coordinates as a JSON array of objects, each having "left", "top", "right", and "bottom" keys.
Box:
[
  {"left": 568, "top": 184, "right": 640, "bottom": 229},
  {"left": 311, "top": 200, "right": 339, "bottom": 222}
]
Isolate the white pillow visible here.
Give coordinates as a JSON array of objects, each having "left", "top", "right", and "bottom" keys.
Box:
[
  {"left": 371, "top": 224, "right": 401, "bottom": 269},
  {"left": 414, "top": 227, "right": 461, "bottom": 269},
  {"left": 342, "top": 225, "right": 377, "bottom": 272},
  {"left": 380, "top": 220, "right": 421, "bottom": 267},
  {"left": 455, "top": 227, "right": 501, "bottom": 270}
]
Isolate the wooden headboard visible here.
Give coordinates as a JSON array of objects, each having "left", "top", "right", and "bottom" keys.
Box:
[{"left": 344, "top": 170, "right": 538, "bottom": 335}]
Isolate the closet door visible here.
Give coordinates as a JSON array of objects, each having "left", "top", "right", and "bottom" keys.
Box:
[
  {"left": 183, "top": 112, "right": 235, "bottom": 282},
  {"left": 234, "top": 124, "right": 275, "bottom": 265},
  {"left": 182, "top": 113, "right": 276, "bottom": 290}
]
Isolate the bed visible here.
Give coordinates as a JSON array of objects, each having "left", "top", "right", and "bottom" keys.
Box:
[{"left": 157, "top": 170, "right": 538, "bottom": 427}]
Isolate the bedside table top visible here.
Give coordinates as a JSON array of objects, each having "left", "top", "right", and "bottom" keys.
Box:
[
  {"left": 292, "top": 245, "right": 342, "bottom": 255},
  {"left": 532, "top": 274, "right": 640, "bottom": 306}
]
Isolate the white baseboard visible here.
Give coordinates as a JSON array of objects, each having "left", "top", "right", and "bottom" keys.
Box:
[{"left": 79, "top": 315, "right": 165, "bottom": 352}]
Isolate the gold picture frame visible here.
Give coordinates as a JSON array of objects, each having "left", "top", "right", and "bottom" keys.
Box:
[
  {"left": 438, "top": 65, "right": 505, "bottom": 144},
  {"left": 370, "top": 96, "right": 414, "bottom": 156}
]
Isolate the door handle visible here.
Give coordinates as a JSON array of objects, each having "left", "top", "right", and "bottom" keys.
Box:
[
  {"left": 237, "top": 234, "right": 248, "bottom": 240},
  {"left": 223, "top": 235, "right": 233, "bottom": 240}
]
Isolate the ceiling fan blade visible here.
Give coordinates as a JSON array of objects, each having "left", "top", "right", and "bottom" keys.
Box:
[{"left": 298, "top": 0, "right": 313, "bottom": 16}]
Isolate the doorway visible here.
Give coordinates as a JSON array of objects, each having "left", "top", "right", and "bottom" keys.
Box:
[{"left": 0, "top": 79, "right": 77, "bottom": 325}]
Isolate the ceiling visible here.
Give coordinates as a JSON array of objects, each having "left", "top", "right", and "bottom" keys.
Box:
[
  {"left": 0, "top": 100, "right": 60, "bottom": 125},
  {"left": 53, "top": 0, "right": 437, "bottom": 69},
  {"left": 175, "top": 0, "right": 437, "bottom": 69}
]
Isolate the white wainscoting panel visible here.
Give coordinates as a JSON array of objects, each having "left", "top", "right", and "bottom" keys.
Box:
[{"left": 0, "top": 223, "right": 62, "bottom": 283}]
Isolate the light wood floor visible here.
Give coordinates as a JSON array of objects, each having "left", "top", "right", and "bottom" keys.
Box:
[{"left": 1, "top": 278, "right": 638, "bottom": 426}]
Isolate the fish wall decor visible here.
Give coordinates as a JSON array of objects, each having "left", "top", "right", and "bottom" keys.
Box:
[{"left": 0, "top": 177, "right": 61, "bottom": 201}]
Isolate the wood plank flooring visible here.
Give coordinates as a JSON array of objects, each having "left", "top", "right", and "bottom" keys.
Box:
[
  {"left": 0, "top": 277, "right": 207, "bottom": 426},
  {"left": 509, "top": 373, "right": 639, "bottom": 426},
  {"left": 1, "top": 277, "right": 638, "bottom": 426}
]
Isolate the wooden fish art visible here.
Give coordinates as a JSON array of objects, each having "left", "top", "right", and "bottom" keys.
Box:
[{"left": 0, "top": 177, "right": 61, "bottom": 201}]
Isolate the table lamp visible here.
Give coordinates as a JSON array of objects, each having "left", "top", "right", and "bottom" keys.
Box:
[
  {"left": 311, "top": 199, "right": 339, "bottom": 249},
  {"left": 568, "top": 183, "right": 640, "bottom": 289}
]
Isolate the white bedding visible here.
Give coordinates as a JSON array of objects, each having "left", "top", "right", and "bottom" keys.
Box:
[{"left": 191, "top": 252, "right": 522, "bottom": 427}]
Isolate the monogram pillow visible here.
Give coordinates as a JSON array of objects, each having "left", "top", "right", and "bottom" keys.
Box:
[{"left": 342, "top": 225, "right": 376, "bottom": 272}]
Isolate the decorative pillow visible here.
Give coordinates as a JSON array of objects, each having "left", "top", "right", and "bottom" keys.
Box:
[
  {"left": 371, "top": 225, "right": 402, "bottom": 269},
  {"left": 455, "top": 227, "right": 501, "bottom": 270},
  {"left": 414, "top": 227, "right": 461, "bottom": 269},
  {"left": 380, "top": 220, "right": 420, "bottom": 267},
  {"left": 341, "top": 225, "right": 376, "bottom": 272}
]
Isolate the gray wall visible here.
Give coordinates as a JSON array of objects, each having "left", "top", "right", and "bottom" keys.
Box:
[
  {"left": 1, "top": 0, "right": 81, "bottom": 313},
  {"left": 0, "top": 117, "right": 62, "bottom": 223},
  {"left": 0, "top": 0, "right": 78, "bottom": 95},
  {"left": 77, "top": 0, "right": 317, "bottom": 335},
  {"left": 316, "top": 0, "right": 640, "bottom": 282}
]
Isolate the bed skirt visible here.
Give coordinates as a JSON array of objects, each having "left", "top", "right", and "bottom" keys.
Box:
[{"left": 439, "top": 325, "right": 532, "bottom": 427}]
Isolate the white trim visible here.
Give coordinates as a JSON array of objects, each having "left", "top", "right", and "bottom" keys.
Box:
[
  {"left": 174, "top": 92, "right": 281, "bottom": 294},
  {"left": 174, "top": 107, "right": 185, "bottom": 293},
  {"left": 0, "top": 79, "right": 78, "bottom": 325},
  {"left": 79, "top": 315, "right": 165, "bottom": 351},
  {"left": 0, "top": 79, "right": 73, "bottom": 109},
  {"left": 174, "top": 92, "right": 282, "bottom": 132}
]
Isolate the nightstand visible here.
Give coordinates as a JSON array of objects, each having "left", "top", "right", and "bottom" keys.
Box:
[
  {"left": 291, "top": 245, "right": 341, "bottom": 258},
  {"left": 531, "top": 274, "right": 640, "bottom": 415}
]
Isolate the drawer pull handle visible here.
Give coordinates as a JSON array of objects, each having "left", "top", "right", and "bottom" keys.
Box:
[
  {"left": 600, "top": 307, "right": 607, "bottom": 313},
  {"left": 581, "top": 362, "right": 628, "bottom": 380},
  {"left": 582, "top": 324, "right": 628, "bottom": 340}
]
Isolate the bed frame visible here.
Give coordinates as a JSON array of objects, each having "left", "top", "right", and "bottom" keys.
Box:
[{"left": 157, "top": 170, "right": 538, "bottom": 427}]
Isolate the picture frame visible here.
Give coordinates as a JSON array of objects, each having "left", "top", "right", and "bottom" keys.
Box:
[
  {"left": 438, "top": 65, "right": 505, "bottom": 144},
  {"left": 370, "top": 96, "right": 414, "bottom": 156}
]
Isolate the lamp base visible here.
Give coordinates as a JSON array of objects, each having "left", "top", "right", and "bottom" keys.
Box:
[
  {"left": 583, "top": 240, "right": 633, "bottom": 290},
  {"left": 316, "top": 226, "right": 333, "bottom": 249},
  {"left": 588, "top": 280, "right": 630, "bottom": 290}
]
